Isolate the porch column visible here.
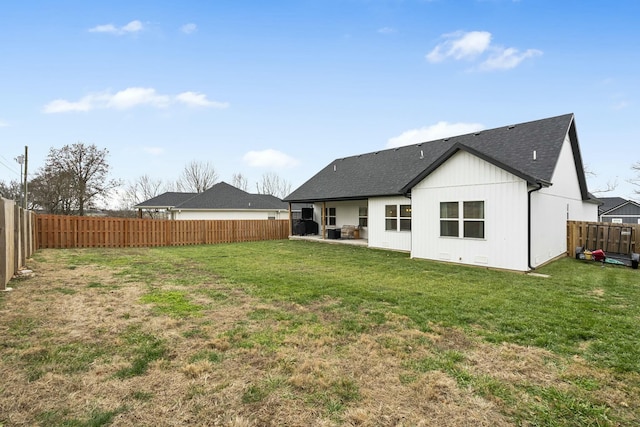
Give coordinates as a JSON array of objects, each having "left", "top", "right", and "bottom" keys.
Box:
[
  {"left": 288, "top": 202, "right": 293, "bottom": 236},
  {"left": 322, "top": 201, "right": 326, "bottom": 239}
]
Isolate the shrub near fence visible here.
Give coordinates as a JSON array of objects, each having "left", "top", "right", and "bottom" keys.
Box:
[
  {"left": 1, "top": 197, "right": 36, "bottom": 289},
  {"left": 36, "top": 215, "right": 290, "bottom": 249}
]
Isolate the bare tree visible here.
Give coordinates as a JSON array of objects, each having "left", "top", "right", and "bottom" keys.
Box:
[
  {"left": 176, "top": 160, "right": 219, "bottom": 193},
  {"left": 255, "top": 172, "right": 292, "bottom": 199},
  {"left": 231, "top": 172, "right": 249, "bottom": 191},
  {"left": 630, "top": 161, "right": 640, "bottom": 196},
  {"left": 0, "top": 179, "right": 22, "bottom": 202},
  {"left": 120, "top": 174, "right": 166, "bottom": 216},
  {"left": 30, "top": 143, "right": 120, "bottom": 215},
  {"left": 584, "top": 164, "right": 617, "bottom": 195}
]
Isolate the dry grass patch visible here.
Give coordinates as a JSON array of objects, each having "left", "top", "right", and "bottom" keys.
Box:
[{"left": 1, "top": 248, "right": 639, "bottom": 426}]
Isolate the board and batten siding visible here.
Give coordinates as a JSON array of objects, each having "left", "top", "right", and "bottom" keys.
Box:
[
  {"left": 367, "top": 196, "right": 412, "bottom": 252},
  {"left": 411, "top": 150, "right": 530, "bottom": 271},
  {"left": 174, "top": 210, "right": 287, "bottom": 220},
  {"left": 530, "top": 135, "right": 598, "bottom": 267}
]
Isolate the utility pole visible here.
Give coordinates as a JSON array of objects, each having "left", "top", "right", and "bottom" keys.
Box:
[{"left": 23, "top": 146, "right": 28, "bottom": 210}]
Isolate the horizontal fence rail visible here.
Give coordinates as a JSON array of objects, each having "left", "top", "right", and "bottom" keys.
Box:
[
  {"left": 36, "top": 215, "right": 290, "bottom": 249},
  {"left": 567, "top": 221, "right": 639, "bottom": 258}
]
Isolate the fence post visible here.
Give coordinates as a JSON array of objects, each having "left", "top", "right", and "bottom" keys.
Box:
[{"left": 1, "top": 198, "right": 16, "bottom": 290}]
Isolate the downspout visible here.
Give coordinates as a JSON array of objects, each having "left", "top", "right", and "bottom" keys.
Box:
[{"left": 528, "top": 183, "right": 543, "bottom": 270}]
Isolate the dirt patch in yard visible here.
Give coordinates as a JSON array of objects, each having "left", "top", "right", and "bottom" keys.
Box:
[{"left": 0, "top": 249, "right": 638, "bottom": 426}]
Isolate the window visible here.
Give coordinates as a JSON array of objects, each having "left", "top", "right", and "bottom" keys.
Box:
[
  {"left": 463, "top": 201, "right": 484, "bottom": 238},
  {"left": 440, "top": 202, "right": 459, "bottom": 237},
  {"left": 385, "top": 205, "right": 397, "bottom": 231},
  {"left": 400, "top": 205, "right": 412, "bottom": 231},
  {"left": 324, "top": 207, "right": 336, "bottom": 226},
  {"left": 385, "top": 204, "right": 411, "bottom": 231},
  {"left": 359, "top": 206, "right": 368, "bottom": 228},
  {"left": 440, "top": 201, "right": 485, "bottom": 238}
]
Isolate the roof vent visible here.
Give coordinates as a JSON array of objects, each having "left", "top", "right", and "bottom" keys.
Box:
[
  {"left": 508, "top": 125, "right": 516, "bottom": 129},
  {"left": 333, "top": 164, "right": 337, "bottom": 171},
  {"left": 474, "top": 132, "right": 481, "bottom": 136},
  {"left": 533, "top": 150, "right": 537, "bottom": 161},
  {"left": 419, "top": 150, "right": 424, "bottom": 159},
  {"left": 443, "top": 138, "right": 449, "bottom": 142}
]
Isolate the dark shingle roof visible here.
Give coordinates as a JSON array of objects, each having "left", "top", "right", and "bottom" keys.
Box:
[
  {"left": 175, "top": 182, "right": 288, "bottom": 210},
  {"left": 597, "top": 197, "right": 628, "bottom": 215},
  {"left": 285, "top": 113, "right": 591, "bottom": 202},
  {"left": 134, "top": 192, "right": 197, "bottom": 209}
]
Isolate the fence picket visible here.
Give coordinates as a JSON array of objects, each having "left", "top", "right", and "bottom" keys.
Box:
[{"left": 35, "top": 215, "right": 290, "bottom": 249}]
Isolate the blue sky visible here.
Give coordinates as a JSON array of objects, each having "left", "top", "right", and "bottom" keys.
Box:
[{"left": 1, "top": 0, "right": 639, "bottom": 204}]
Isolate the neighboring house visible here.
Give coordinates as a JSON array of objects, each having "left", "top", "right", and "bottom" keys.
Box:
[
  {"left": 598, "top": 197, "right": 640, "bottom": 224},
  {"left": 134, "top": 192, "right": 197, "bottom": 219},
  {"left": 135, "top": 182, "right": 289, "bottom": 220},
  {"left": 284, "top": 113, "right": 599, "bottom": 272}
]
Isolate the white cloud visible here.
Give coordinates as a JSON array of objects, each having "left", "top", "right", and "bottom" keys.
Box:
[
  {"left": 43, "top": 87, "right": 228, "bottom": 113},
  {"left": 43, "top": 95, "right": 97, "bottom": 113},
  {"left": 387, "top": 121, "right": 485, "bottom": 148},
  {"left": 143, "top": 146, "right": 165, "bottom": 156},
  {"left": 611, "top": 100, "right": 630, "bottom": 110},
  {"left": 176, "top": 92, "right": 229, "bottom": 108},
  {"left": 107, "top": 87, "right": 170, "bottom": 109},
  {"left": 478, "top": 47, "right": 542, "bottom": 71},
  {"left": 427, "top": 30, "right": 541, "bottom": 71},
  {"left": 377, "top": 27, "right": 396, "bottom": 34},
  {"left": 181, "top": 23, "right": 197, "bottom": 34},
  {"left": 243, "top": 149, "right": 299, "bottom": 169},
  {"left": 426, "top": 31, "right": 492, "bottom": 62},
  {"left": 89, "top": 20, "right": 143, "bottom": 35}
]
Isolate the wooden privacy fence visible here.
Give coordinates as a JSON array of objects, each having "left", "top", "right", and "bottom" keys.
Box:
[
  {"left": 1, "top": 197, "right": 36, "bottom": 289},
  {"left": 567, "top": 221, "right": 639, "bottom": 258},
  {"left": 36, "top": 215, "right": 290, "bottom": 249}
]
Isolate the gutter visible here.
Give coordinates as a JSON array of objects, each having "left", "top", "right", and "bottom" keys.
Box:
[{"left": 528, "top": 183, "right": 544, "bottom": 270}]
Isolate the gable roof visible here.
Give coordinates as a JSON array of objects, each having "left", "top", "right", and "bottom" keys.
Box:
[
  {"left": 599, "top": 197, "right": 640, "bottom": 216},
  {"left": 134, "top": 192, "right": 197, "bottom": 209},
  {"left": 597, "top": 197, "right": 628, "bottom": 215},
  {"left": 285, "top": 113, "right": 592, "bottom": 203},
  {"left": 174, "top": 181, "right": 288, "bottom": 210}
]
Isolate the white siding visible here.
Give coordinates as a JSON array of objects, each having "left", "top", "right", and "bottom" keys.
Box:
[
  {"left": 411, "top": 151, "right": 529, "bottom": 271},
  {"left": 174, "top": 210, "right": 286, "bottom": 220},
  {"left": 530, "top": 135, "right": 598, "bottom": 267},
  {"left": 368, "top": 196, "right": 412, "bottom": 252}
]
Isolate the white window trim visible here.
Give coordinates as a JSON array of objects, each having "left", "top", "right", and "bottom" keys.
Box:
[
  {"left": 440, "top": 201, "right": 485, "bottom": 240},
  {"left": 385, "top": 204, "right": 411, "bottom": 232}
]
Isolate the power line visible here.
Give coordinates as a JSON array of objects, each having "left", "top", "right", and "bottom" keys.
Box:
[{"left": 0, "top": 157, "right": 20, "bottom": 176}]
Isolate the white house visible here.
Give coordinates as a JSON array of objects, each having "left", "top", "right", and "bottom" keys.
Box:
[
  {"left": 284, "top": 113, "right": 599, "bottom": 271},
  {"left": 135, "top": 182, "right": 289, "bottom": 220}
]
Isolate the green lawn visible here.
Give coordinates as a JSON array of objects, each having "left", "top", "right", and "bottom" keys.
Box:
[
  {"left": 76, "top": 239, "right": 640, "bottom": 374},
  {"left": 3, "top": 240, "right": 640, "bottom": 426}
]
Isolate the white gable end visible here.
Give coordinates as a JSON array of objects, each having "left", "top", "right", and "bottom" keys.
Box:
[{"left": 412, "top": 151, "right": 529, "bottom": 271}]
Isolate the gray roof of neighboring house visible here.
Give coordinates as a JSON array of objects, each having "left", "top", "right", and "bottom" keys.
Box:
[
  {"left": 134, "top": 192, "right": 197, "bottom": 209},
  {"left": 598, "top": 197, "right": 640, "bottom": 215},
  {"left": 174, "top": 181, "right": 288, "bottom": 210},
  {"left": 597, "top": 197, "right": 628, "bottom": 215},
  {"left": 285, "top": 113, "right": 593, "bottom": 203}
]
